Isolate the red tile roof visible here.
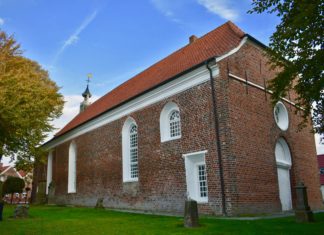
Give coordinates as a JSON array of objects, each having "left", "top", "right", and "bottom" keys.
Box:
[
  {"left": 0, "top": 165, "right": 10, "bottom": 174},
  {"left": 18, "top": 170, "right": 27, "bottom": 178},
  {"left": 55, "top": 21, "right": 245, "bottom": 138}
]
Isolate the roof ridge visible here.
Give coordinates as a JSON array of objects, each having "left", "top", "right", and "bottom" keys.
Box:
[{"left": 225, "top": 21, "right": 245, "bottom": 37}]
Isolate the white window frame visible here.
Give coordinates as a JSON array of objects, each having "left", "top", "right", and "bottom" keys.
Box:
[
  {"left": 68, "top": 141, "right": 77, "bottom": 193},
  {"left": 122, "top": 117, "right": 139, "bottom": 182},
  {"left": 46, "top": 151, "right": 53, "bottom": 194},
  {"left": 183, "top": 150, "right": 208, "bottom": 203},
  {"left": 274, "top": 101, "right": 289, "bottom": 131},
  {"left": 160, "top": 102, "right": 181, "bottom": 142}
]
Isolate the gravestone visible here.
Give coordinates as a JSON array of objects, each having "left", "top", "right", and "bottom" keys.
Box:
[
  {"left": 95, "top": 198, "right": 104, "bottom": 209},
  {"left": 13, "top": 205, "right": 29, "bottom": 218},
  {"left": 295, "top": 182, "right": 314, "bottom": 222},
  {"left": 184, "top": 199, "right": 199, "bottom": 227},
  {"left": 48, "top": 182, "right": 55, "bottom": 205}
]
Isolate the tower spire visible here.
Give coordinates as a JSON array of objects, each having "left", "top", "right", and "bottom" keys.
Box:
[{"left": 80, "top": 74, "right": 93, "bottom": 113}]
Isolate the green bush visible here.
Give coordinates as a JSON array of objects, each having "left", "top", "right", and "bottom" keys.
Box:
[{"left": 3, "top": 177, "right": 25, "bottom": 203}]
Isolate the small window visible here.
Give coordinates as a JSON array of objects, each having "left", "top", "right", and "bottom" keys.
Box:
[
  {"left": 198, "top": 164, "right": 208, "bottom": 198},
  {"left": 320, "top": 168, "right": 324, "bottom": 175},
  {"left": 183, "top": 150, "right": 208, "bottom": 203},
  {"left": 160, "top": 102, "right": 181, "bottom": 142},
  {"left": 169, "top": 110, "right": 181, "bottom": 138},
  {"left": 274, "top": 101, "right": 289, "bottom": 131}
]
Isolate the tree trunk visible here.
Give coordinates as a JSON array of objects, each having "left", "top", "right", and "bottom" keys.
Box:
[
  {"left": 10, "top": 193, "right": 13, "bottom": 204},
  {"left": 0, "top": 201, "right": 3, "bottom": 221}
]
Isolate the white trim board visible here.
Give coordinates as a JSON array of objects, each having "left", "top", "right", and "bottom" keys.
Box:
[{"left": 45, "top": 64, "right": 219, "bottom": 149}]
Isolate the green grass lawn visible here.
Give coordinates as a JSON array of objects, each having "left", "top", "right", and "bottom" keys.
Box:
[{"left": 0, "top": 205, "right": 324, "bottom": 235}]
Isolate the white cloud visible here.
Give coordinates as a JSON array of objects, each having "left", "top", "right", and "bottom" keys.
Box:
[
  {"left": 197, "top": 0, "right": 239, "bottom": 21},
  {"left": 52, "top": 10, "right": 98, "bottom": 64},
  {"left": 150, "top": 0, "right": 182, "bottom": 24},
  {"left": 0, "top": 17, "right": 4, "bottom": 25}
]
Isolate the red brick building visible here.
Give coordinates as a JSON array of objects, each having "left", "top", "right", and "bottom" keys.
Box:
[
  {"left": 318, "top": 154, "right": 324, "bottom": 200},
  {"left": 44, "top": 22, "right": 322, "bottom": 215}
]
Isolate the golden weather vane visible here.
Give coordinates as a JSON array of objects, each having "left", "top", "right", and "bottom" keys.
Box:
[{"left": 86, "top": 73, "right": 93, "bottom": 85}]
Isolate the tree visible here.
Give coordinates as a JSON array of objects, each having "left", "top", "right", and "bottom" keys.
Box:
[
  {"left": 249, "top": 0, "right": 324, "bottom": 135},
  {"left": 2, "top": 177, "right": 25, "bottom": 204},
  {"left": 0, "top": 30, "right": 64, "bottom": 169}
]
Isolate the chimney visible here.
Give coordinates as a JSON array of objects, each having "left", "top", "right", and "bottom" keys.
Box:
[{"left": 189, "top": 35, "right": 198, "bottom": 44}]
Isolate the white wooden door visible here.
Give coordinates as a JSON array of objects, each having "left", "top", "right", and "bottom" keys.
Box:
[{"left": 277, "top": 167, "right": 292, "bottom": 211}]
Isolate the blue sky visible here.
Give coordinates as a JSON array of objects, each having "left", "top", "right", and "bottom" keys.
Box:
[{"left": 0, "top": 0, "right": 322, "bottom": 156}]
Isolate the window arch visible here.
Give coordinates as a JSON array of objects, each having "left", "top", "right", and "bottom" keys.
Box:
[
  {"left": 122, "top": 117, "right": 139, "bottom": 182},
  {"left": 68, "top": 141, "right": 77, "bottom": 193},
  {"left": 275, "top": 137, "right": 292, "bottom": 168},
  {"left": 160, "top": 102, "right": 181, "bottom": 142}
]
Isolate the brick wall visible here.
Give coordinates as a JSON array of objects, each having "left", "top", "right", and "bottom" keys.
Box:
[
  {"left": 217, "top": 41, "right": 323, "bottom": 214},
  {"left": 51, "top": 81, "right": 224, "bottom": 215}
]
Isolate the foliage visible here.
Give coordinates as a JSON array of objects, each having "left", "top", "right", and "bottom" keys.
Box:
[
  {"left": 0, "top": 30, "right": 64, "bottom": 169},
  {"left": 249, "top": 0, "right": 324, "bottom": 134},
  {"left": 1, "top": 206, "right": 324, "bottom": 234},
  {"left": 2, "top": 177, "right": 25, "bottom": 195}
]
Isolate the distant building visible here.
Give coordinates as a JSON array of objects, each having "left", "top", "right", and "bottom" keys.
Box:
[
  {"left": 0, "top": 163, "right": 32, "bottom": 203},
  {"left": 318, "top": 154, "right": 324, "bottom": 200},
  {"left": 0, "top": 163, "right": 22, "bottom": 182},
  {"left": 43, "top": 21, "right": 322, "bottom": 215}
]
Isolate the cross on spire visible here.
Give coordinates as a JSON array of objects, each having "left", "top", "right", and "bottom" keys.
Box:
[
  {"left": 86, "top": 73, "right": 93, "bottom": 85},
  {"left": 82, "top": 73, "right": 92, "bottom": 99}
]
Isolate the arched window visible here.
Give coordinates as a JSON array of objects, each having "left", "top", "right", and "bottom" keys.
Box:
[
  {"left": 68, "top": 141, "right": 77, "bottom": 193},
  {"left": 122, "top": 117, "right": 139, "bottom": 182},
  {"left": 46, "top": 151, "right": 53, "bottom": 195},
  {"left": 160, "top": 102, "right": 181, "bottom": 142},
  {"left": 275, "top": 138, "right": 292, "bottom": 211},
  {"left": 129, "top": 124, "right": 138, "bottom": 179}
]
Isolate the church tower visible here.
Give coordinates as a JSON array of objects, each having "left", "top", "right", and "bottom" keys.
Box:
[{"left": 80, "top": 74, "right": 92, "bottom": 113}]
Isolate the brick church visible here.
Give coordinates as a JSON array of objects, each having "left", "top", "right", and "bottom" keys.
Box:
[{"left": 43, "top": 21, "right": 322, "bottom": 215}]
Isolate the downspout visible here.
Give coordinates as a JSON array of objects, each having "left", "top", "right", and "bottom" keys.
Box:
[{"left": 206, "top": 59, "right": 227, "bottom": 216}]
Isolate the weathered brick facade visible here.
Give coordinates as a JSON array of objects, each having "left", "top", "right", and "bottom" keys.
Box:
[{"left": 45, "top": 23, "right": 323, "bottom": 216}]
